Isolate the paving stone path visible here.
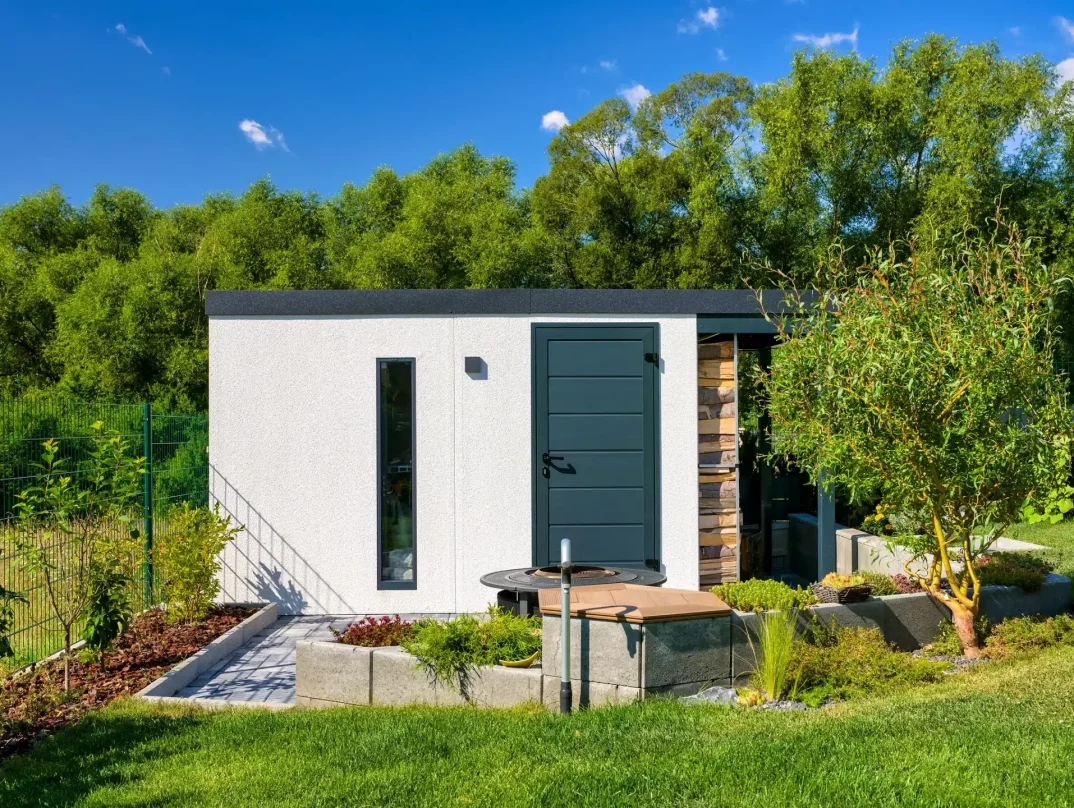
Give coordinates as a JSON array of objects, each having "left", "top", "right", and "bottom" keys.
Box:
[{"left": 177, "top": 614, "right": 451, "bottom": 706}]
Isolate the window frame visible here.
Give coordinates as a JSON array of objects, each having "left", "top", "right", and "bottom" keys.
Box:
[{"left": 376, "top": 357, "right": 417, "bottom": 591}]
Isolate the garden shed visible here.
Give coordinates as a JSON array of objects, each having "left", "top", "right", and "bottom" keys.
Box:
[{"left": 205, "top": 289, "right": 836, "bottom": 615}]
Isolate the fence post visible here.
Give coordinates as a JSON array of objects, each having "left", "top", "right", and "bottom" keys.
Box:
[{"left": 142, "top": 402, "right": 154, "bottom": 607}]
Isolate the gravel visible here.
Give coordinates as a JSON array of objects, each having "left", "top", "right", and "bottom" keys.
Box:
[{"left": 679, "top": 685, "right": 813, "bottom": 711}]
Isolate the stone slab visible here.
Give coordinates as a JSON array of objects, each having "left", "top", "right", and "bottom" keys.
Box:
[
  {"left": 295, "top": 641, "right": 372, "bottom": 706},
  {"left": 542, "top": 615, "right": 643, "bottom": 687},
  {"left": 137, "top": 602, "right": 278, "bottom": 700},
  {"left": 369, "top": 646, "right": 466, "bottom": 706},
  {"left": 641, "top": 616, "right": 731, "bottom": 688},
  {"left": 879, "top": 592, "right": 949, "bottom": 650},
  {"left": 980, "top": 574, "right": 1072, "bottom": 622},
  {"left": 811, "top": 598, "right": 885, "bottom": 633}
]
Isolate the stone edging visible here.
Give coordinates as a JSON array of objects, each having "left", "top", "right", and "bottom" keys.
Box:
[
  {"left": 296, "top": 641, "right": 544, "bottom": 709},
  {"left": 135, "top": 602, "right": 278, "bottom": 705}
]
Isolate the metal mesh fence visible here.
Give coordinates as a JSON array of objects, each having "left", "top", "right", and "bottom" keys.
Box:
[{"left": 0, "top": 399, "right": 207, "bottom": 667}]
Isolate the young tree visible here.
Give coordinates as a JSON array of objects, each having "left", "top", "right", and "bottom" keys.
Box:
[
  {"left": 13, "top": 423, "right": 144, "bottom": 688},
  {"left": 762, "top": 225, "right": 1072, "bottom": 656}
]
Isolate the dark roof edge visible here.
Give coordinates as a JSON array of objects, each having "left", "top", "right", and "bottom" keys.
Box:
[{"left": 205, "top": 289, "right": 803, "bottom": 317}]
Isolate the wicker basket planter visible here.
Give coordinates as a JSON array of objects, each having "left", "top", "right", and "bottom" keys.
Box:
[{"left": 811, "top": 582, "right": 873, "bottom": 604}]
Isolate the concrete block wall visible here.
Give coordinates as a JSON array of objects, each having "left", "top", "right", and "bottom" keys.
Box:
[
  {"left": 729, "top": 575, "right": 1072, "bottom": 680},
  {"left": 295, "top": 641, "right": 543, "bottom": 709},
  {"left": 295, "top": 577, "right": 1071, "bottom": 709},
  {"left": 541, "top": 615, "right": 733, "bottom": 701}
]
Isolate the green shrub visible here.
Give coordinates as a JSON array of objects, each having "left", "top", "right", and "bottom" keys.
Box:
[
  {"left": 789, "top": 622, "right": 950, "bottom": 707},
  {"left": 748, "top": 610, "right": 800, "bottom": 702},
  {"left": 711, "top": 579, "right": 816, "bottom": 613},
  {"left": 331, "top": 615, "right": 414, "bottom": 647},
  {"left": 155, "top": 503, "right": 241, "bottom": 622},
  {"left": 985, "top": 614, "right": 1074, "bottom": 658},
  {"left": 975, "top": 552, "right": 1054, "bottom": 592},
  {"left": 82, "top": 562, "right": 132, "bottom": 653},
  {"left": 401, "top": 608, "right": 541, "bottom": 697},
  {"left": 927, "top": 621, "right": 964, "bottom": 656},
  {"left": 0, "top": 578, "right": 28, "bottom": 659},
  {"left": 819, "top": 573, "right": 866, "bottom": 588},
  {"left": 859, "top": 570, "right": 900, "bottom": 596},
  {"left": 928, "top": 616, "right": 990, "bottom": 656}
]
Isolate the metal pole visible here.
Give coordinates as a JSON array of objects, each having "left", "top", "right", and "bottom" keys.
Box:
[
  {"left": 559, "top": 537, "right": 572, "bottom": 714},
  {"left": 142, "top": 402, "right": 154, "bottom": 608}
]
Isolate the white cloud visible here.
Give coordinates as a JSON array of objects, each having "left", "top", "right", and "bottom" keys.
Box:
[
  {"left": 541, "top": 110, "right": 570, "bottom": 132},
  {"left": 115, "top": 22, "right": 151, "bottom": 54},
  {"left": 239, "top": 119, "right": 288, "bottom": 151},
  {"left": 1009, "top": 26, "right": 1021, "bottom": 36},
  {"left": 162, "top": 66, "right": 170, "bottom": 76},
  {"left": 599, "top": 59, "right": 617, "bottom": 71},
  {"left": 716, "top": 48, "right": 728, "bottom": 61},
  {"left": 1058, "top": 17, "right": 1074, "bottom": 41},
  {"left": 793, "top": 24, "right": 859, "bottom": 49},
  {"left": 1057, "top": 57, "right": 1074, "bottom": 85},
  {"left": 619, "top": 83, "right": 651, "bottom": 109},
  {"left": 678, "top": 6, "right": 720, "bottom": 34}
]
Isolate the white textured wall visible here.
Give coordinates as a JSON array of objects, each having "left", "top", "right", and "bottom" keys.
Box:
[{"left": 210, "top": 313, "right": 697, "bottom": 615}]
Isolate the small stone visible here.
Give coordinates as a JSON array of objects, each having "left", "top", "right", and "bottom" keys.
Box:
[{"left": 679, "top": 685, "right": 738, "bottom": 706}]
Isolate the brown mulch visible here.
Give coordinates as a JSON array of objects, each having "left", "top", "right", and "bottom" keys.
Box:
[{"left": 1, "top": 605, "right": 254, "bottom": 760}]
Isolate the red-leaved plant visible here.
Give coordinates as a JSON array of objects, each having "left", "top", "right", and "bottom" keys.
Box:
[{"left": 331, "top": 615, "right": 413, "bottom": 647}]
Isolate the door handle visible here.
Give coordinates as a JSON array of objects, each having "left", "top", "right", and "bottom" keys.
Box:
[{"left": 542, "top": 452, "right": 564, "bottom": 464}]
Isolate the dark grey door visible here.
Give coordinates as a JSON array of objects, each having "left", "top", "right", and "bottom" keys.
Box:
[{"left": 533, "top": 324, "right": 659, "bottom": 569}]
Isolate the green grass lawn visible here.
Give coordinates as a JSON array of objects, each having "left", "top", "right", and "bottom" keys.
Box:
[
  {"left": 3, "top": 646, "right": 1074, "bottom": 808},
  {"left": 1003, "top": 519, "right": 1074, "bottom": 578}
]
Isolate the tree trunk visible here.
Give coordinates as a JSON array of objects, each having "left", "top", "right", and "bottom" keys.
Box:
[
  {"left": 949, "top": 603, "right": 980, "bottom": 659},
  {"left": 63, "top": 626, "right": 71, "bottom": 691}
]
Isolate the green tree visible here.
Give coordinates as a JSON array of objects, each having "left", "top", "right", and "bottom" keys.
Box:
[
  {"left": 13, "top": 424, "right": 144, "bottom": 688},
  {"left": 749, "top": 36, "right": 1058, "bottom": 277},
  {"left": 762, "top": 226, "right": 1071, "bottom": 656}
]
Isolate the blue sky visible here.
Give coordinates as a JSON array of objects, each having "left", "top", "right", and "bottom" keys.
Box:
[{"left": 2, "top": 1, "right": 1073, "bottom": 208}]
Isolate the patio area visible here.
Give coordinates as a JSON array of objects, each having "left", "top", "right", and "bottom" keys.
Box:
[{"left": 176, "top": 614, "right": 451, "bottom": 706}]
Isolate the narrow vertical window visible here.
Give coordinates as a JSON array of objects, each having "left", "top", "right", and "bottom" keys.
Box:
[{"left": 377, "top": 359, "right": 415, "bottom": 589}]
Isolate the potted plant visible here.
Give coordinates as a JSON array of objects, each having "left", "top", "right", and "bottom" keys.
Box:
[{"left": 811, "top": 573, "right": 872, "bottom": 604}]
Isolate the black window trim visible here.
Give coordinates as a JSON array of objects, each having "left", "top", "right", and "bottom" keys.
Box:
[{"left": 376, "top": 357, "right": 417, "bottom": 591}]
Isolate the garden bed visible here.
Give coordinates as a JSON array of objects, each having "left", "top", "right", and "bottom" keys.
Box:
[
  {"left": 1, "top": 605, "right": 255, "bottom": 759},
  {"left": 728, "top": 575, "right": 1072, "bottom": 680},
  {"left": 296, "top": 641, "right": 544, "bottom": 708}
]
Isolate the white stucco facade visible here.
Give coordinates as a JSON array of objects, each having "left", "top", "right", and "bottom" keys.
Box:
[{"left": 210, "top": 312, "right": 698, "bottom": 615}]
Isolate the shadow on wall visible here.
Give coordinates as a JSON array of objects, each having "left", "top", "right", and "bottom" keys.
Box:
[{"left": 211, "top": 465, "right": 354, "bottom": 615}]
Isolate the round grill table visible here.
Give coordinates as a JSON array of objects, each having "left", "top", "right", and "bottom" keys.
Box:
[{"left": 480, "top": 565, "right": 667, "bottom": 616}]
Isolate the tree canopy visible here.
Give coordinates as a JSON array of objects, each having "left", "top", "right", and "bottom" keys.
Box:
[
  {"left": 761, "top": 225, "right": 1072, "bottom": 654},
  {"left": 2, "top": 34, "right": 1072, "bottom": 410}
]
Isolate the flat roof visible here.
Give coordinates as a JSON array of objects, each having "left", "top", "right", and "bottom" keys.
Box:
[{"left": 205, "top": 288, "right": 796, "bottom": 317}]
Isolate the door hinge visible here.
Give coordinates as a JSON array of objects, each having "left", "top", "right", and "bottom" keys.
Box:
[{"left": 644, "top": 352, "right": 659, "bottom": 365}]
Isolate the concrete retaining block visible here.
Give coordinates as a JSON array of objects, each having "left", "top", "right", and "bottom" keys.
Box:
[
  {"left": 370, "top": 646, "right": 465, "bottom": 706},
  {"left": 642, "top": 617, "right": 731, "bottom": 688},
  {"left": 469, "top": 665, "right": 544, "bottom": 707},
  {"left": 541, "top": 675, "right": 640, "bottom": 710},
  {"left": 812, "top": 598, "right": 886, "bottom": 633},
  {"left": 981, "top": 574, "right": 1072, "bottom": 622},
  {"left": 296, "top": 641, "right": 372, "bottom": 706},
  {"left": 295, "top": 642, "right": 544, "bottom": 708},
  {"left": 542, "top": 616, "right": 643, "bottom": 687},
  {"left": 878, "top": 593, "right": 949, "bottom": 650},
  {"left": 542, "top": 614, "right": 733, "bottom": 691}
]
